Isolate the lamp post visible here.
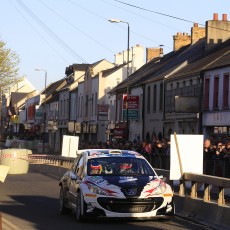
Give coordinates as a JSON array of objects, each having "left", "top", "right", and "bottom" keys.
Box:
[
  {"left": 35, "top": 68, "right": 47, "bottom": 154},
  {"left": 108, "top": 18, "right": 130, "bottom": 141}
]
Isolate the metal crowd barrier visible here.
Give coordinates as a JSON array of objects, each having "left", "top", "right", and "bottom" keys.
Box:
[{"left": 149, "top": 155, "right": 230, "bottom": 178}]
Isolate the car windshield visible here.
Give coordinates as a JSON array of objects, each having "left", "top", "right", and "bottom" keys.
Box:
[{"left": 87, "top": 157, "right": 155, "bottom": 176}]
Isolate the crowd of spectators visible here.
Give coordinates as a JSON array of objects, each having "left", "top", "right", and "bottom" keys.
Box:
[
  {"left": 203, "top": 136, "right": 230, "bottom": 177},
  {"left": 79, "top": 135, "right": 230, "bottom": 178}
]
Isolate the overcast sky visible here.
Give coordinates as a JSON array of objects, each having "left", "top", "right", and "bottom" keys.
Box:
[{"left": 1, "top": 0, "right": 229, "bottom": 91}]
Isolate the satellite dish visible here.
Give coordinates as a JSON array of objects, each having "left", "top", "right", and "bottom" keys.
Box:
[{"left": 66, "top": 76, "right": 74, "bottom": 84}]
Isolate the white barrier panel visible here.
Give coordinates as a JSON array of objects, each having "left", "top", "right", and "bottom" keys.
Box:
[{"left": 0, "top": 149, "right": 31, "bottom": 174}]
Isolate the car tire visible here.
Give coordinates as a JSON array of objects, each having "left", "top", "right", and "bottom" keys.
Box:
[
  {"left": 59, "top": 187, "right": 70, "bottom": 215},
  {"left": 75, "top": 191, "right": 86, "bottom": 222}
]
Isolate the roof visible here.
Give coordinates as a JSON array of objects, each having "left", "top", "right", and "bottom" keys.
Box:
[
  {"left": 94, "top": 63, "right": 127, "bottom": 79},
  {"left": 142, "top": 39, "right": 206, "bottom": 84},
  {"left": 41, "top": 78, "right": 66, "bottom": 103},
  {"left": 11, "top": 92, "right": 30, "bottom": 105},
  {"left": 65, "top": 59, "right": 105, "bottom": 75},
  {"left": 109, "top": 45, "right": 192, "bottom": 93},
  {"left": 111, "top": 38, "right": 230, "bottom": 93},
  {"left": 168, "top": 38, "right": 230, "bottom": 80},
  {"left": 80, "top": 149, "right": 143, "bottom": 158}
]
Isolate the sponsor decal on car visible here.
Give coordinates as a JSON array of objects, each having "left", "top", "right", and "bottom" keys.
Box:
[
  {"left": 87, "top": 176, "right": 108, "bottom": 186},
  {"left": 119, "top": 176, "right": 137, "bottom": 183}
]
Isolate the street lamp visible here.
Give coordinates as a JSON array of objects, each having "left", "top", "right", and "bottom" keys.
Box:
[
  {"left": 109, "top": 18, "right": 130, "bottom": 141},
  {"left": 35, "top": 68, "right": 47, "bottom": 154}
]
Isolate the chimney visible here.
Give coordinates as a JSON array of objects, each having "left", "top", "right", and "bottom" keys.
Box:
[
  {"left": 213, "top": 13, "right": 218, "bottom": 20},
  {"left": 222, "top": 14, "right": 227, "bottom": 21},
  {"left": 206, "top": 13, "right": 230, "bottom": 50},
  {"left": 173, "top": 32, "right": 191, "bottom": 52},
  {"left": 146, "top": 47, "right": 163, "bottom": 62},
  {"left": 191, "top": 23, "right": 206, "bottom": 44}
]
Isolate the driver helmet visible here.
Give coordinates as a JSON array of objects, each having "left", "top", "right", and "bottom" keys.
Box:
[
  {"left": 90, "top": 162, "right": 102, "bottom": 174},
  {"left": 105, "top": 164, "right": 113, "bottom": 174},
  {"left": 120, "top": 162, "right": 132, "bottom": 170}
]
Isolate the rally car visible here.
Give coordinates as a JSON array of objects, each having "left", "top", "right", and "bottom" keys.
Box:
[{"left": 59, "top": 149, "right": 174, "bottom": 221}]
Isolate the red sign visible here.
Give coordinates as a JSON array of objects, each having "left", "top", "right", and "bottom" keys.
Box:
[
  {"left": 123, "top": 95, "right": 139, "bottom": 109},
  {"left": 113, "top": 128, "right": 127, "bottom": 138},
  {"left": 28, "top": 105, "right": 35, "bottom": 121}
]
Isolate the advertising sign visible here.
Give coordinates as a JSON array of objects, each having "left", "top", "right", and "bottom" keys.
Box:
[
  {"left": 61, "top": 135, "right": 79, "bottom": 157},
  {"left": 98, "top": 104, "right": 109, "bottom": 121},
  {"left": 89, "top": 124, "right": 97, "bottom": 133},
  {"left": 75, "top": 122, "right": 82, "bottom": 133},
  {"left": 28, "top": 105, "right": 35, "bottom": 121},
  {"left": 122, "top": 95, "right": 140, "bottom": 120},
  {"left": 123, "top": 95, "right": 139, "bottom": 109},
  {"left": 170, "top": 134, "right": 203, "bottom": 180},
  {"left": 122, "top": 110, "right": 139, "bottom": 120}
]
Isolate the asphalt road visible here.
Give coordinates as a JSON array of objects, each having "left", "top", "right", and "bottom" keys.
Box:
[{"left": 0, "top": 169, "right": 216, "bottom": 230}]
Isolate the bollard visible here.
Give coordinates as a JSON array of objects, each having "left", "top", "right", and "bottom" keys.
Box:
[{"left": 0, "top": 149, "right": 30, "bottom": 174}]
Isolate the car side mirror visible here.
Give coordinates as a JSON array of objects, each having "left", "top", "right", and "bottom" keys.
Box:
[{"left": 70, "top": 172, "right": 77, "bottom": 180}]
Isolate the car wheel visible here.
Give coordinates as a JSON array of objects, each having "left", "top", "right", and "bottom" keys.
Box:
[
  {"left": 59, "top": 187, "right": 70, "bottom": 214},
  {"left": 75, "top": 191, "right": 86, "bottom": 222}
]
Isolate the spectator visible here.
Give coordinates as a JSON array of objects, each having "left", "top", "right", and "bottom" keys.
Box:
[
  {"left": 203, "top": 139, "right": 215, "bottom": 175},
  {"left": 213, "top": 142, "right": 225, "bottom": 176},
  {"left": 223, "top": 141, "right": 230, "bottom": 158}
]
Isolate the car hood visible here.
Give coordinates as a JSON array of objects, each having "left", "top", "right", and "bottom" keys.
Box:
[{"left": 84, "top": 175, "right": 164, "bottom": 198}]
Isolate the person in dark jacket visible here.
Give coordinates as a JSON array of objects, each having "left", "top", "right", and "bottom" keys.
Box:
[{"left": 203, "top": 139, "right": 215, "bottom": 175}]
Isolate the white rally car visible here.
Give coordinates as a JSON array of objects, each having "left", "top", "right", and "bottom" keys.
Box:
[{"left": 59, "top": 149, "right": 174, "bottom": 221}]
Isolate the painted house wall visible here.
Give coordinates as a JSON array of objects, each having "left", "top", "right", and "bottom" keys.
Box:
[{"left": 202, "top": 66, "right": 230, "bottom": 137}]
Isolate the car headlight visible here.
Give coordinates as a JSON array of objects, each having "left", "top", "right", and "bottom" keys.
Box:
[
  {"left": 152, "top": 181, "right": 166, "bottom": 195},
  {"left": 88, "top": 184, "right": 110, "bottom": 196}
]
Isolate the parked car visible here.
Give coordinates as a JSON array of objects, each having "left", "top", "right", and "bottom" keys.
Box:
[{"left": 59, "top": 149, "right": 174, "bottom": 221}]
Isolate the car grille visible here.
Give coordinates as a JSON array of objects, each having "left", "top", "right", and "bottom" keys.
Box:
[{"left": 97, "top": 197, "right": 164, "bottom": 213}]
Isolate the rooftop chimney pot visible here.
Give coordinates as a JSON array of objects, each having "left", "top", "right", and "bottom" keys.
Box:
[
  {"left": 222, "top": 14, "right": 227, "bottom": 21},
  {"left": 213, "top": 13, "right": 218, "bottom": 20},
  {"left": 194, "top": 23, "right": 198, "bottom": 27}
]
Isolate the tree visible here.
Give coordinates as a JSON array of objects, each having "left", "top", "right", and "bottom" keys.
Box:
[{"left": 0, "top": 40, "right": 23, "bottom": 90}]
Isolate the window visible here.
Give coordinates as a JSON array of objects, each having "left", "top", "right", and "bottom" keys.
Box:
[
  {"left": 159, "top": 83, "right": 163, "bottom": 111},
  {"left": 85, "top": 95, "right": 88, "bottom": 116},
  {"left": 64, "top": 99, "right": 66, "bottom": 115},
  {"left": 66, "top": 99, "right": 69, "bottom": 115},
  {"left": 213, "top": 76, "right": 219, "bottom": 109},
  {"left": 147, "top": 86, "right": 150, "bottom": 113},
  {"left": 60, "top": 100, "right": 62, "bottom": 116},
  {"left": 71, "top": 154, "right": 82, "bottom": 173},
  {"left": 204, "top": 78, "right": 210, "bottom": 110},
  {"left": 81, "top": 96, "right": 83, "bottom": 117},
  {"left": 95, "top": 92, "right": 98, "bottom": 116},
  {"left": 87, "top": 157, "right": 155, "bottom": 176},
  {"left": 223, "top": 74, "right": 229, "bottom": 109},
  {"left": 91, "top": 93, "right": 94, "bottom": 116},
  {"left": 153, "top": 85, "right": 157, "bottom": 112},
  {"left": 74, "top": 156, "right": 84, "bottom": 178},
  {"left": 77, "top": 97, "right": 80, "bottom": 117},
  {"left": 117, "top": 99, "right": 121, "bottom": 121}
]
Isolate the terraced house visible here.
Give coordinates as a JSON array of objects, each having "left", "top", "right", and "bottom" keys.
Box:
[{"left": 110, "top": 13, "right": 230, "bottom": 142}]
